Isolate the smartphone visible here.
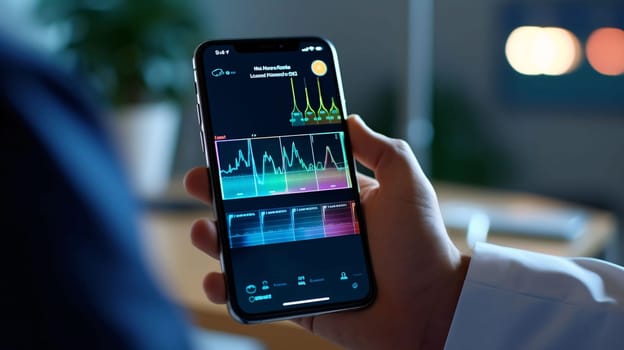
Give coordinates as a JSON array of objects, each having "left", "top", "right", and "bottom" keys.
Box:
[{"left": 192, "top": 37, "right": 375, "bottom": 323}]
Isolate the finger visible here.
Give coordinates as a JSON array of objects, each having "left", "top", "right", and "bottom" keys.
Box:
[
  {"left": 347, "top": 114, "right": 397, "bottom": 170},
  {"left": 203, "top": 272, "right": 227, "bottom": 304},
  {"left": 191, "top": 218, "right": 220, "bottom": 259},
  {"left": 347, "top": 115, "right": 424, "bottom": 184},
  {"left": 357, "top": 172, "right": 378, "bottom": 190},
  {"left": 183, "top": 166, "right": 212, "bottom": 204},
  {"left": 356, "top": 173, "right": 379, "bottom": 201}
]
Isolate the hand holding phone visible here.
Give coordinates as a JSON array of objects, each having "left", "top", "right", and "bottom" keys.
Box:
[
  {"left": 192, "top": 37, "right": 375, "bottom": 323},
  {"left": 185, "top": 114, "right": 469, "bottom": 349}
]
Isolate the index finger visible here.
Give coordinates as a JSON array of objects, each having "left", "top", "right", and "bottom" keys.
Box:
[{"left": 347, "top": 114, "right": 424, "bottom": 185}]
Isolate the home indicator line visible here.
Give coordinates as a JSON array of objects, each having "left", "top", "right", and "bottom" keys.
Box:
[{"left": 283, "top": 296, "right": 330, "bottom": 307}]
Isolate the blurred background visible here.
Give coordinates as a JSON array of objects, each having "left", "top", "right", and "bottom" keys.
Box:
[
  {"left": 7, "top": 0, "right": 622, "bottom": 255},
  {"left": 3, "top": 0, "right": 623, "bottom": 347},
  {"left": 4, "top": 0, "right": 623, "bottom": 268}
]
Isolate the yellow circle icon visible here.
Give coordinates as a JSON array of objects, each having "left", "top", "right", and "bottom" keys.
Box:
[{"left": 311, "top": 60, "right": 327, "bottom": 76}]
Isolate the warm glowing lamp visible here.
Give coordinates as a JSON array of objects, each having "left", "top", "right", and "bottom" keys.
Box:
[
  {"left": 505, "top": 26, "right": 543, "bottom": 75},
  {"left": 505, "top": 26, "right": 582, "bottom": 76},
  {"left": 541, "top": 27, "right": 582, "bottom": 75}
]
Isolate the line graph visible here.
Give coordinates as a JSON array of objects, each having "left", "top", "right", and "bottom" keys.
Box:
[
  {"left": 289, "top": 77, "right": 342, "bottom": 126},
  {"left": 216, "top": 132, "right": 351, "bottom": 199},
  {"left": 311, "top": 133, "right": 350, "bottom": 190},
  {"left": 228, "top": 201, "right": 360, "bottom": 248},
  {"left": 281, "top": 135, "right": 318, "bottom": 192}
]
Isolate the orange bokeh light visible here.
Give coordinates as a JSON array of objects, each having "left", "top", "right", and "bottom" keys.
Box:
[{"left": 585, "top": 27, "right": 624, "bottom": 76}]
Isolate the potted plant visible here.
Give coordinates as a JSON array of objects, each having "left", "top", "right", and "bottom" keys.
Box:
[{"left": 35, "top": 0, "right": 203, "bottom": 199}]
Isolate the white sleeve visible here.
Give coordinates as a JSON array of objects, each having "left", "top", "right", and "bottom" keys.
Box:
[{"left": 444, "top": 242, "right": 624, "bottom": 350}]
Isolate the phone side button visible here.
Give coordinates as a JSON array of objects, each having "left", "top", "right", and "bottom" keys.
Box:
[
  {"left": 196, "top": 103, "right": 202, "bottom": 126},
  {"left": 199, "top": 131, "right": 206, "bottom": 153}
]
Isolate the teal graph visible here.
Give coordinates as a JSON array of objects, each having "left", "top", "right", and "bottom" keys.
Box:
[{"left": 216, "top": 132, "right": 351, "bottom": 199}]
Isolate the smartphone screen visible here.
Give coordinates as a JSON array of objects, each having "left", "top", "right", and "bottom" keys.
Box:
[{"left": 193, "top": 37, "right": 375, "bottom": 323}]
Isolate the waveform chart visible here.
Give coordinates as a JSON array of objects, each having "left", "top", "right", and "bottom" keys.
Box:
[
  {"left": 281, "top": 135, "right": 318, "bottom": 192},
  {"left": 227, "top": 201, "right": 360, "bottom": 248},
  {"left": 251, "top": 138, "right": 287, "bottom": 196},
  {"left": 322, "top": 202, "right": 358, "bottom": 237},
  {"left": 289, "top": 77, "right": 342, "bottom": 126},
  {"left": 261, "top": 208, "right": 295, "bottom": 245},
  {"left": 216, "top": 132, "right": 351, "bottom": 200},
  {"left": 293, "top": 205, "right": 325, "bottom": 241},
  {"left": 228, "top": 211, "right": 264, "bottom": 248},
  {"left": 217, "top": 138, "right": 286, "bottom": 199},
  {"left": 311, "top": 132, "right": 351, "bottom": 190}
]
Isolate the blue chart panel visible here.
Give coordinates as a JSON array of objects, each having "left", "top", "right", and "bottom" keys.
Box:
[
  {"left": 216, "top": 132, "right": 351, "bottom": 200},
  {"left": 261, "top": 208, "right": 294, "bottom": 245},
  {"left": 228, "top": 212, "right": 263, "bottom": 248},
  {"left": 293, "top": 206, "right": 325, "bottom": 241},
  {"left": 228, "top": 201, "right": 359, "bottom": 248}
]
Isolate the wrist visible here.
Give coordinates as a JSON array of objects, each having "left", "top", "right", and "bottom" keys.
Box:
[{"left": 422, "top": 254, "right": 471, "bottom": 349}]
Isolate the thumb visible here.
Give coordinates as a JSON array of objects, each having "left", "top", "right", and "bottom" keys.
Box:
[{"left": 347, "top": 114, "right": 425, "bottom": 185}]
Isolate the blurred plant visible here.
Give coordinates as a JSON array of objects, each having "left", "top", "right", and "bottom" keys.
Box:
[
  {"left": 35, "top": 0, "right": 203, "bottom": 107},
  {"left": 431, "top": 81, "right": 510, "bottom": 186}
]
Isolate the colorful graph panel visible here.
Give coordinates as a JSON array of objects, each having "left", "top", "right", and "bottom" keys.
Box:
[
  {"left": 281, "top": 135, "right": 318, "bottom": 193},
  {"left": 227, "top": 201, "right": 360, "bottom": 248},
  {"left": 311, "top": 132, "right": 351, "bottom": 190},
  {"left": 216, "top": 132, "right": 351, "bottom": 200},
  {"left": 289, "top": 77, "right": 342, "bottom": 127}
]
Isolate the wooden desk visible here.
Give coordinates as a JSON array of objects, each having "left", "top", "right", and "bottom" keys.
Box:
[
  {"left": 435, "top": 182, "right": 616, "bottom": 257},
  {"left": 140, "top": 183, "right": 616, "bottom": 349}
]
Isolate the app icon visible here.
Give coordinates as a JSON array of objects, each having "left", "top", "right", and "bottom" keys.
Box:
[
  {"left": 311, "top": 60, "right": 327, "bottom": 76},
  {"left": 245, "top": 284, "right": 257, "bottom": 294},
  {"left": 297, "top": 275, "right": 306, "bottom": 286}
]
